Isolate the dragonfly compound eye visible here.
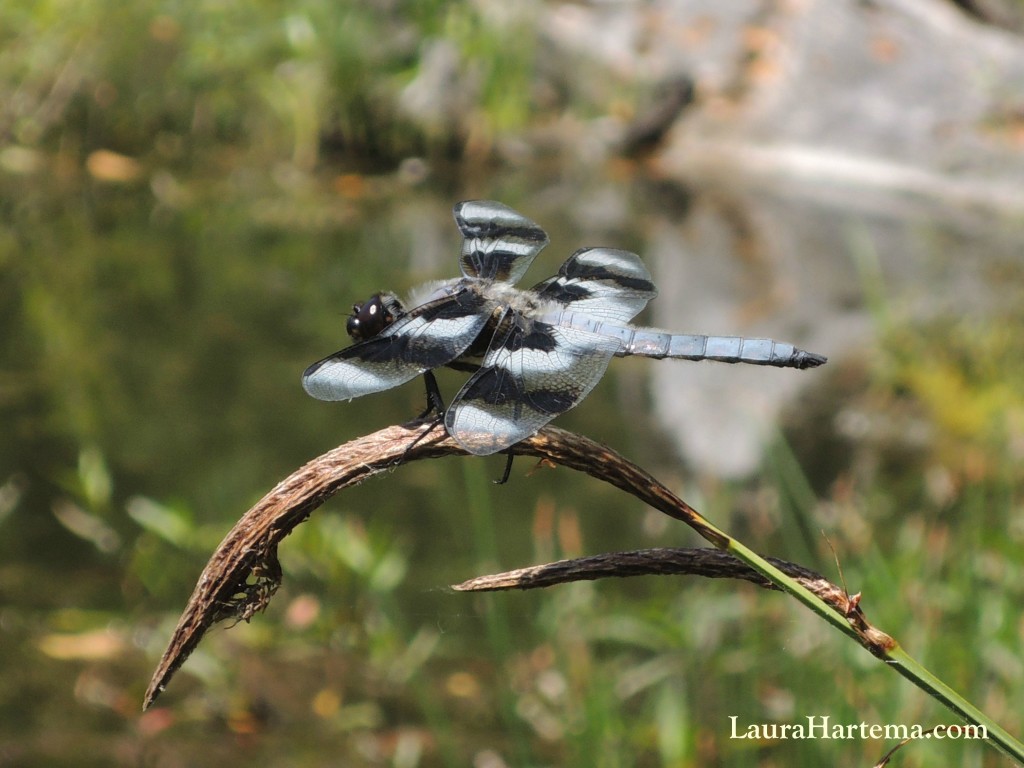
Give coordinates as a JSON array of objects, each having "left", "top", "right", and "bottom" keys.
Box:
[{"left": 346, "top": 294, "right": 393, "bottom": 341}]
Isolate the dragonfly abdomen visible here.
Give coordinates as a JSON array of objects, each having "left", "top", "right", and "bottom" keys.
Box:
[
  {"left": 544, "top": 310, "right": 827, "bottom": 370},
  {"left": 621, "top": 330, "right": 826, "bottom": 369}
]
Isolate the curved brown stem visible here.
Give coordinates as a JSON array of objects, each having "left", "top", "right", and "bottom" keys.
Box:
[{"left": 142, "top": 422, "right": 874, "bottom": 709}]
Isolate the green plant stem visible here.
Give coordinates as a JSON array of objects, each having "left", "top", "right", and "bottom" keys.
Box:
[
  {"left": 512, "top": 426, "right": 1023, "bottom": 764},
  {"left": 706, "top": 518, "right": 1024, "bottom": 764}
]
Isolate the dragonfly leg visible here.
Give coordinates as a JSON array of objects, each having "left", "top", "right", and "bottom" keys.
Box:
[
  {"left": 493, "top": 452, "right": 515, "bottom": 485},
  {"left": 394, "top": 371, "right": 448, "bottom": 472},
  {"left": 395, "top": 412, "right": 445, "bottom": 471},
  {"left": 417, "top": 371, "right": 447, "bottom": 419}
]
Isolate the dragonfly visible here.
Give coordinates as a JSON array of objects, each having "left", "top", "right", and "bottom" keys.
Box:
[{"left": 302, "top": 200, "right": 826, "bottom": 467}]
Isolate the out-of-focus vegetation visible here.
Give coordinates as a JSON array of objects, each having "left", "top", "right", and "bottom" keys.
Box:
[
  {"left": 0, "top": 0, "right": 550, "bottom": 171},
  {"left": 2, "top": 1, "right": 1024, "bottom": 767}
]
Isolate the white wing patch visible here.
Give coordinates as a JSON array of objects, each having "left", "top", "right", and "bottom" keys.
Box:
[
  {"left": 302, "top": 291, "right": 492, "bottom": 401},
  {"left": 454, "top": 200, "right": 549, "bottom": 283},
  {"left": 533, "top": 247, "right": 657, "bottom": 322},
  {"left": 445, "top": 318, "right": 622, "bottom": 455}
]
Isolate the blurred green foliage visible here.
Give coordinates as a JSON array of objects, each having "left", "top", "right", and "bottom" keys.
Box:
[{"left": 0, "top": 0, "right": 545, "bottom": 168}]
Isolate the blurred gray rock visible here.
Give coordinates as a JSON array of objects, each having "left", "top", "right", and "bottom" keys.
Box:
[{"left": 545, "top": 0, "right": 1024, "bottom": 476}]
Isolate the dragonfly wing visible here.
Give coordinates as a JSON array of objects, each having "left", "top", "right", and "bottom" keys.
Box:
[
  {"left": 445, "top": 312, "right": 621, "bottom": 455},
  {"left": 533, "top": 247, "right": 657, "bottom": 322},
  {"left": 302, "top": 290, "right": 493, "bottom": 401},
  {"left": 454, "top": 200, "right": 549, "bottom": 283}
]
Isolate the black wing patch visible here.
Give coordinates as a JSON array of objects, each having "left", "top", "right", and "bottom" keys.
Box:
[
  {"left": 533, "top": 247, "right": 657, "bottom": 322},
  {"left": 302, "top": 290, "right": 493, "bottom": 401},
  {"left": 445, "top": 311, "right": 622, "bottom": 455},
  {"left": 454, "top": 200, "right": 549, "bottom": 284}
]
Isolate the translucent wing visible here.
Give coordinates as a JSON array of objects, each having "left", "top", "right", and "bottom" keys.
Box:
[
  {"left": 532, "top": 247, "right": 657, "bottom": 322},
  {"left": 454, "top": 200, "right": 549, "bottom": 283},
  {"left": 302, "top": 290, "right": 493, "bottom": 401},
  {"left": 445, "top": 311, "right": 622, "bottom": 455}
]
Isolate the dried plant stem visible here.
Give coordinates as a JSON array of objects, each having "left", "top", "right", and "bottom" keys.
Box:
[
  {"left": 451, "top": 547, "right": 826, "bottom": 592},
  {"left": 143, "top": 422, "right": 1024, "bottom": 765}
]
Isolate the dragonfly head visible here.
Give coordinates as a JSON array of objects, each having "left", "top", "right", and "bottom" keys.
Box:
[{"left": 346, "top": 292, "right": 404, "bottom": 341}]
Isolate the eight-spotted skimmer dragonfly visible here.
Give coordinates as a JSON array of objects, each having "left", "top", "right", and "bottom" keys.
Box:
[{"left": 303, "top": 200, "right": 826, "bottom": 457}]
